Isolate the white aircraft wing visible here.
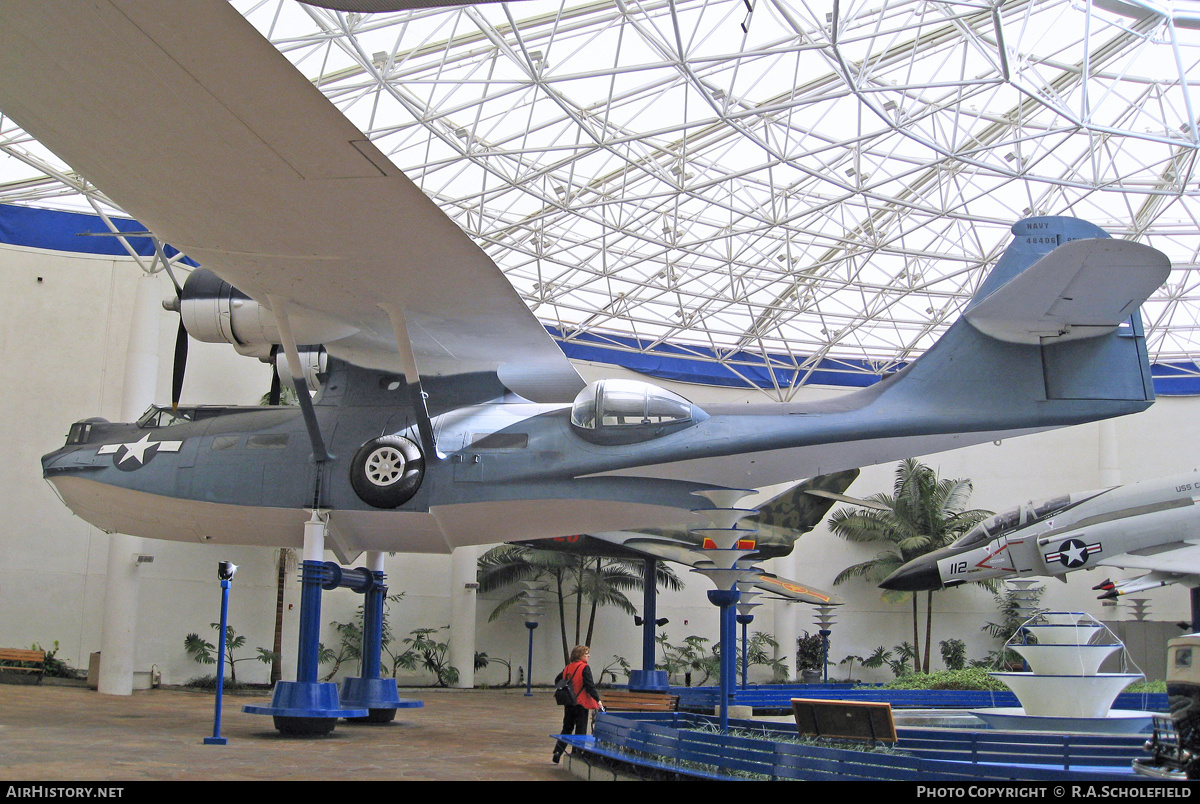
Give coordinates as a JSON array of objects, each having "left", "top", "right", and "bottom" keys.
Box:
[
  {"left": 0, "top": 1, "right": 584, "bottom": 402},
  {"left": 1097, "top": 540, "right": 1200, "bottom": 577}
]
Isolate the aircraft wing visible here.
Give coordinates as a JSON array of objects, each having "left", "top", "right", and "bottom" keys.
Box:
[
  {"left": 1097, "top": 540, "right": 1200, "bottom": 577},
  {"left": 0, "top": 1, "right": 584, "bottom": 402},
  {"left": 599, "top": 535, "right": 844, "bottom": 606}
]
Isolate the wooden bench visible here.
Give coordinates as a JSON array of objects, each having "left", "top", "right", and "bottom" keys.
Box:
[
  {"left": 0, "top": 648, "right": 46, "bottom": 683},
  {"left": 791, "top": 697, "right": 897, "bottom": 744},
  {"left": 601, "top": 689, "right": 680, "bottom": 712}
]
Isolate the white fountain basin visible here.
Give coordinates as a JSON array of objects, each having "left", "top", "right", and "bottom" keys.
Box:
[
  {"left": 988, "top": 673, "right": 1141, "bottom": 718},
  {"left": 970, "top": 708, "right": 1153, "bottom": 734},
  {"left": 1009, "top": 643, "right": 1120, "bottom": 676},
  {"left": 1021, "top": 624, "right": 1102, "bottom": 645}
]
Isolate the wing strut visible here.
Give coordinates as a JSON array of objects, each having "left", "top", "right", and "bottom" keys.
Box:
[
  {"left": 380, "top": 303, "right": 439, "bottom": 458},
  {"left": 269, "top": 296, "right": 331, "bottom": 464}
]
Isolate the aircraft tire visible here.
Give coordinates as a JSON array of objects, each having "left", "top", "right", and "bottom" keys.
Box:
[{"left": 350, "top": 435, "right": 424, "bottom": 509}]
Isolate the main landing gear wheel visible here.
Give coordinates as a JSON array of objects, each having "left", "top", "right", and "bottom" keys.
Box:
[{"left": 350, "top": 435, "right": 424, "bottom": 509}]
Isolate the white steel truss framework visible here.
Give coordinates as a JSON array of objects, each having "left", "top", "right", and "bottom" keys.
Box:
[{"left": 3, "top": 0, "right": 1200, "bottom": 399}]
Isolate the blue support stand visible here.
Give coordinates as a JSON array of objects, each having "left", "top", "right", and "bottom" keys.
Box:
[
  {"left": 524, "top": 621, "right": 538, "bottom": 697},
  {"left": 708, "top": 588, "right": 740, "bottom": 733},
  {"left": 629, "top": 559, "right": 669, "bottom": 691},
  {"left": 737, "top": 613, "right": 753, "bottom": 689},
  {"left": 340, "top": 567, "right": 423, "bottom": 723},
  {"left": 819, "top": 628, "right": 831, "bottom": 683},
  {"left": 202, "top": 578, "right": 231, "bottom": 746},
  {"left": 244, "top": 561, "right": 367, "bottom": 735}
]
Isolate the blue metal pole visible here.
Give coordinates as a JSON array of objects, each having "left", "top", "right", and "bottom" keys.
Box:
[
  {"left": 737, "top": 614, "right": 753, "bottom": 689},
  {"left": 707, "top": 588, "right": 739, "bottom": 733},
  {"left": 203, "top": 578, "right": 231, "bottom": 745},
  {"left": 642, "top": 560, "right": 656, "bottom": 677},
  {"left": 361, "top": 573, "right": 384, "bottom": 681},
  {"left": 524, "top": 621, "right": 538, "bottom": 697},
  {"left": 296, "top": 560, "right": 327, "bottom": 683},
  {"left": 819, "top": 629, "right": 831, "bottom": 683}
]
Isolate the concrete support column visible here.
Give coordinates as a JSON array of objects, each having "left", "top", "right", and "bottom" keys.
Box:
[
  {"left": 448, "top": 545, "right": 479, "bottom": 688},
  {"left": 98, "top": 270, "right": 160, "bottom": 696}
]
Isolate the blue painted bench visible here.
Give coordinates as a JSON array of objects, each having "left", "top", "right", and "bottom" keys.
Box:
[{"left": 554, "top": 711, "right": 1152, "bottom": 781}]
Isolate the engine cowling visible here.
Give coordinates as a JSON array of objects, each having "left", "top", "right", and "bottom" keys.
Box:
[{"left": 176, "top": 268, "right": 280, "bottom": 359}]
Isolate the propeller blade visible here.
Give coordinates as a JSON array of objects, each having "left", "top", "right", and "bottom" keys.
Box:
[
  {"left": 268, "top": 362, "right": 282, "bottom": 406},
  {"left": 171, "top": 319, "right": 188, "bottom": 412}
]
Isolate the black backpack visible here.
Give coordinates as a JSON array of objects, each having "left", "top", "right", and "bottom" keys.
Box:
[{"left": 554, "top": 666, "right": 578, "bottom": 706}]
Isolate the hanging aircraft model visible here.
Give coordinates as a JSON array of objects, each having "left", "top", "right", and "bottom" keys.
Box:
[
  {"left": 880, "top": 473, "right": 1200, "bottom": 600},
  {"left": 519, "top": 471, "right": 865, "bottom": 605},
  {"left": 3, "top": 1, "right": 1173, "bottom": 561}
]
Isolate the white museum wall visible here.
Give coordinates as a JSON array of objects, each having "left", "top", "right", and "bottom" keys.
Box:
[{"left": 1, "top": 241, "right": 1193, "bottom": 691}]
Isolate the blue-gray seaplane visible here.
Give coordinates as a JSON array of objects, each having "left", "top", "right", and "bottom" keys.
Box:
[{"left": 0, "top": 1, "right": 1170, "bottom": 731}]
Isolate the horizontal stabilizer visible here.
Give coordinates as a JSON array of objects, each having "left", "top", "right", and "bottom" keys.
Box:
[{"left": 965, "top": 237, "right": 1169, "bottom": 344}]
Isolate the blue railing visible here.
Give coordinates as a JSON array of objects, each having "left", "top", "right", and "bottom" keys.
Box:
[
  {"left": 559, "top": 711, "right": 1152, "bottom": 781},
  {"left": 672, "top": 684, "right": 1168, "bottom": 713}
]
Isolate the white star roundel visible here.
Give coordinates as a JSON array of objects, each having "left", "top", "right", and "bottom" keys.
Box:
[{"left": 97, "top": 434, "right": 183, "bottom": 471}]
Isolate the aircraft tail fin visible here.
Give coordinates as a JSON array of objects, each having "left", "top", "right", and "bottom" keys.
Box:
[
  {"left": 876, "top": 217, "right": 1167, "bottom": 425},
  {"left": 752, "top": 469, "right": 859, "bottom": 531}
]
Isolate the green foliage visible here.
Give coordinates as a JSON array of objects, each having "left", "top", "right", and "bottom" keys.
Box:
[
  {"left": 860, "top": 642, "right": 919, "bottom": 678},
  {"left": 656, "top": 634, "right": 718, "bottom": 685},
  {"left": 184, "top": 624, "right": 277, "bottom": 684},
  {"left": 478, "top": 545, "right": 682, "bottom": 664},
  {"left": 322, "top": 592, "right": 407, "bottom": 681},
  {"left": 980, "top": 584, "right": 1045, "bottom": 668},
  {"left": 880, "top": 667, "right": 1010, "bottom": 691},
  {"left": 31, "top": 641, "right": 77, "bottom": 679},
  {"left": 830, "top": 459, "right": 993, "bottom": 673},
  {"left": 939, "top": 638, "right": 967, "bottom": 671},
  {"left": 657, "top": 632, "right": 785, "bottom": 684},
  {"left": 796, "top": 631, "right": 825, "bottom": 672},
  {"left": 598, "top": 655, "right": 631, "bottom": 684},
  {"left": 396, "top": 626, "right": 458, "bottom": 687},
  {"left": 1126, "top": 679, "right": 1167, "bottom": 693}
]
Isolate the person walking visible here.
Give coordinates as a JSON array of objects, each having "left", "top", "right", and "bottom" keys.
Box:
[{"left": 552, "top": 645, "right": 604, "bottom": 764}]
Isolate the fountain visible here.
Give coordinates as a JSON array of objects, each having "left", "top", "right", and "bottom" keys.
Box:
[{"left": 971, "top": 611, "right": 1153, "bottom": 733}]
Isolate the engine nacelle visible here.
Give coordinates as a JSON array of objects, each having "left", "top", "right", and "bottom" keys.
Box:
[
  {"left": 177, "top": 268, "right": 280, "bottom": 359},
  {"left": 275, "top": 346, "right": 328, "bottom": 394}
]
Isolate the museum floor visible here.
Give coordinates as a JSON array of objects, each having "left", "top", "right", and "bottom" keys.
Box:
[{"left": 0, "top": 681, "right": 576, "bottom": 782}]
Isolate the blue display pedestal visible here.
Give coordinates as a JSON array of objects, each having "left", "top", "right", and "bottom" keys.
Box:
[
  {"left": 244, "top": 680, "right": 367, "bottom": 735},
  {"left": 627, "top": 670, "right": 670, "bottom": 691},
  {"left": 340, "top": 677, "right": 424, "bottom": 723}
]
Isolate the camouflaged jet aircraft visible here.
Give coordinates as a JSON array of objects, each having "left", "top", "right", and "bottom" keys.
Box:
[
  {"left": 520, "top": 471, "right": 867, "bottom": 605},
  {"left": 7, "top": 2, "right": 1172, "bottom": 562},
  {"left": 881, "top": 473, "right": 1200, "bottom": 599}
]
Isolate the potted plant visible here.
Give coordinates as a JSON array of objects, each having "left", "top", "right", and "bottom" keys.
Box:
[{"left": 796, "top": 631, "right": 825, "bottom": 683}]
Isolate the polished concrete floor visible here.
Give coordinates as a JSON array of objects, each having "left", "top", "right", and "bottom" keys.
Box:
[{"left": 0, "top": 680, "right": 576, "bottom": 782}]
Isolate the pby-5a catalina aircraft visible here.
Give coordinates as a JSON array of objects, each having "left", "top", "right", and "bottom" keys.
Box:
[
  {"left": 881, "top": 473, "right": 1200, "bottom": 599},
  {"left": 5, "top": 2, "right": 1172, "bottom": 560},
  {"left": 521, "top": 471, "right": 864, "bottom": 605}
]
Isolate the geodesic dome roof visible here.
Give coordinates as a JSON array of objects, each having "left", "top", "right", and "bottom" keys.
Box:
[{"left": 3, "top": 0, "right": 1200, "bottom": 399}]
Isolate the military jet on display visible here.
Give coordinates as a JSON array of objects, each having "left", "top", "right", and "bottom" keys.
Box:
[
  {"left": 4, "top": 2, "right": 1173, "bottom": 560},
  {"left": 880, "top": 473, "right": 1200, "bottom": 600},
  {"left": 521, "top": 471, "right": 865, "bottom": 605}
]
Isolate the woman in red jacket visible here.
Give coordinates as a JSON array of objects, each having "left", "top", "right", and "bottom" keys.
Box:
[{"left": 552, "top": 645, "right": 604, "bottom": 764}]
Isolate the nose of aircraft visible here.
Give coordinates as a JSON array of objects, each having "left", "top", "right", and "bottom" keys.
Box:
[{"left": 880, "top": 557, "right": 943, "bottom": 591}]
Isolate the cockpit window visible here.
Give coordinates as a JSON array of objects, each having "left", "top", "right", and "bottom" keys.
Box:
[
  {"left": 570, "top": 379, "right": 705, "bottom": 444},
  {"left": 951, "top": 492, "right": 1096, "bottom": 549},
  {"left": 137, "top": 406, "right": 194, "bottom": 428}
]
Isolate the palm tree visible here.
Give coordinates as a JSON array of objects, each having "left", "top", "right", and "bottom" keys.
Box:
[
  {"left": 477, "top": 545, "right": 683, "bottom": 664},
  {"left": 829, "top": 459, "right": 992, "bottom": 673}
]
